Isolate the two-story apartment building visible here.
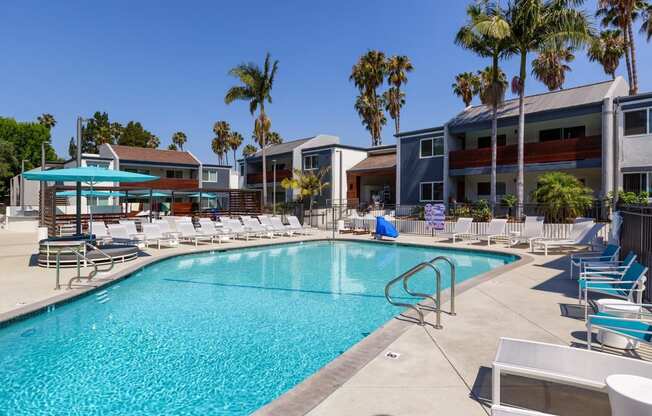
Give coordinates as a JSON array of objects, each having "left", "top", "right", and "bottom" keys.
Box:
[
  {"left": 615, "top": 92, "right": 652, "bottom": 195},
  {"left": 397, "top": 77, "right": 637, "bottom": 206}
]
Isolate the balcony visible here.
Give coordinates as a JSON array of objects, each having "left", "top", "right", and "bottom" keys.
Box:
[
  {"left": 449, "top": 136, "right": 601, "bottom": 170},
  {"left": 247, "top": 169, "right": 292, "bottom": 184},
  {"left": 122, "top": 178, "right": 199, "bottom": 189}
]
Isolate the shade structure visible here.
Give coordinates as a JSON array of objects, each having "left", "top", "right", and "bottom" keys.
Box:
[
  {"left": 188, "top": 192, "right": 217, "bottom": 198},
  {"left": 23, "top": 167, "right": 158, "bottom": 236},
  {"left": 56, "top": 190, "right": 126, "bottom": 197},
  {"left": 127, "top": 190, "right": 170, "bottom": 198}
]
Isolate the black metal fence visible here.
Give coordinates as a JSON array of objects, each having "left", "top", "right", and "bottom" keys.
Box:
[{"left": 619, "top": 205, "right": 652, "bottom": 302}]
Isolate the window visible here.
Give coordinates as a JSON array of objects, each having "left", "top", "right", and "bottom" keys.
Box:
[
  {"left": 419, "top": 136, "right": 444, "bottom": 158},
  {"left": 624, "top": 109, "right": 649, "bottom": 136},
  {"left": 419, "top": 182, "right": 444, "bottom": 202},
  {"left": 86, "top": 160, "right": 110, "bottom": 169},
  {"left": 304, "top": 155, "right": 318, "bottom": 170},
  {"left": 239, "top": 164, "right": 245, "bottom": 176},
  {"left": 623, "top": 173, "right": 651, "bottom": 193},
  {"left": 539, "top": 126, "right": 586, "bottom": 142},
  {"left": 202, "top": 168, "right": 218, "bottom": 182},
  {"left": 166, "top": 170, "right": 183, "bottom": 179},
  {"left": 477, "top": 135, "right": 506, "bottom": 149},
  {"left": 477, "top": 182, "right": 506, "bottom": 197},
  {"left": 125, "top": 168, "right": 150, "bottom": 175}
]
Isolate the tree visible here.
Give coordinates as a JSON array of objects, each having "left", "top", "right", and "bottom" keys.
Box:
[
  {"left": 171, "top": 131, "right": 187, "bottom": 151},
  {"left": 242, "top": 144, "right": 257, "bottom": 157},
  {"left": 350, "top": 50, "right": 387, "bottom": 146},
  {"left": 266, "top": 131, "right": 283, "bottom": 145},
  {"left": 531, "top": 171, "right": 594, "bottom": 222},
  {"left": 532, "top": 44, "right": 575, "bottom": 90},
  {"left": 252, "top": 115, "right": 270, "bottom": 149},
  {"left": 452, "top": 72, "right": 481, "bottom": 107},
  {"left": 225, "top": 52, "right": 279, "bottom": 204},
  {"left": 68, "top": 137, "right": 77, "bottom": 159},
  {"left": 282, "top": 167, "right": 330, "bottom": 226},
  {"left": 456, "top": 1, "right": 513, "bottom": 207},
  {"left": 506, "top": 0, "right": 591, "bottom": 214},
  {"left": 212, "top": 121, "right": 231, "bottom": 164},
  {"left": 385, "top": 55, "right": 413, "bottom": 135},
  {"left": 118, "top": 121, "right": 158, "bottom": 148},
  {"left": 37, "top": 113, "right": 56, "bottom": 130},
  {"left": 80, "top": 112, "right": 123, "bottom": 153},
  {"left": 587, "top": 29, "right": 626, "bottom": 78},
  {"left": 228, "top": 131, "right": 243, "bottom": 168},
  {"left": 168, "top": 143, "right": 178, "bottom": 151},
  {"left": 211, "top": 136, "right": 227, "bottom": 164},
  {"left": 0, "top": 140, "right": 18, "bottom": 198}
]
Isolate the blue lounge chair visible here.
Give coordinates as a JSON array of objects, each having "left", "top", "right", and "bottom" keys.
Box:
[
  {"left": 587, "top": 308, "right": 652, "bottom": 350},
  {"left": 577, "top": 251, "right": 638, "bottom": 302},
  {"left": 580, "top": 262, "right": 648, "bottom": 319},
  {"left": 569, "top": 244, "right": 620, "bottom": 279}
]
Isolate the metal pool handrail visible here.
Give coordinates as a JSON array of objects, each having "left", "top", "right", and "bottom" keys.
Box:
[
  {"left": 431, "top": 256, "right": 456, "bottom": 316},
  {"left": 54, "top": 241, "right": 116, "bottom": 290}
]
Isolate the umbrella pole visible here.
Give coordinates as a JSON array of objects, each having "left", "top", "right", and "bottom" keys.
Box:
[
  {"left": 149, "top": 188, "right": 153, "bottom": 223},
  {"left": 76, "top": 181, "right": 82, "bottom": 236}
]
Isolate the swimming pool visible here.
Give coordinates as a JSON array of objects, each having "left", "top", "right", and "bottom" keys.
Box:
[{"left": 0, "top": 240, "right": 516, "bottom": 415}]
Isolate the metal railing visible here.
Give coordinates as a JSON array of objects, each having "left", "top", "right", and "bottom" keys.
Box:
[
  {"left": 620, "top": 205, "right": 652, "bottom": 302},
  {"left": 54, "top": 241, "right": 116, "bottom": 290},
  {"left": 384, "top": 256, "right": 456, "bottom": 329}
]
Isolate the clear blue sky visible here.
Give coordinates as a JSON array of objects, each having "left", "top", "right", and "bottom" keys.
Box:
[{"left": 2, "top": 0, "right": 651, "bottom": 164}]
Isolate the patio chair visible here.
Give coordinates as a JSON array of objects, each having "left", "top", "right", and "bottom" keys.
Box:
[
  {"left": 476, "top": 218, "right": 509, "bottom": 246},
  {"left": 141, "top": 223, "right": 179, "bottom": 249},
  {"left": 509, "top": 216, "right": 544, "bottom": 251},
  {"left": 492, "top": 337, "right": 652, "bottom": 414},
  {"left": 437, "top": 217, "right": 473, "bottom": 243},
  {"left": 220, "top": 218, "right": 252, "bottom": 240},
  {"left": 580, "top": 262, "right": 647, "bottom": 316},
  {"left": 531, "top": 220, "right": 602, "bottom": 256},
  {"left": 118, "top": 220, "right": 146, "bottom": 242},
  {"left": 90, "top": 221, "right": 112, "bottom": 244},
  {"left": 197, "top": 218, "right": 231, "bottom": 243},
  {"left": 577, "top": 252, "right": 638, "bottom": 303},
  {"left": 107, "top": 224, "right": 142, "bottom": 247},
  {"left": 175, "top": 221, "right": 213, "bottom": 246},
  {"left": 269, "top": 216, "right": 294, "bottom": 236},
  {"left": 153, "top": 219, "right": 181, "bottom": 239},
  {"left": 287, "top": 215, "right": 312, "bottom": 235},
  {"left": 242, "top": 217, "right": 274, "bottom": 238},
  {"left": 587, "top": 305, "right": 652, "bottom": 350},
  {"left": 569, "top": 243, "right": 620, "bottom": 280}
]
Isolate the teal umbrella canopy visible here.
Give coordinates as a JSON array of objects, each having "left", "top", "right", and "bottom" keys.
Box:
[
  {"left": 127, "top": 190, "right": 170, "bottom": 198},
  {"left": 188, "top": 192, "right": 217, "bottom": 198},
  {"left": 23, "top": 166, "right": 158, "bottom": 184},
  {"left": 56, "top": 190, "right": 126, "bottom": 197}
]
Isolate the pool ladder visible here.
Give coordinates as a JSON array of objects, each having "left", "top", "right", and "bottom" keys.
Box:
[
  {"left": 384, "top": 256, "right": 456, "bottom": 329},
  {"left": 54, "top": 241, "right": 115, "bottom": 290}
]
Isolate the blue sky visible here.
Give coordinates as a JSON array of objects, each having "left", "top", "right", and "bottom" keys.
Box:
[{"left": 2, "top": 0, "right": 652, "bottom": 164}]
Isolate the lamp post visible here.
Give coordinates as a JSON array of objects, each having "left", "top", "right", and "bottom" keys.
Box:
[
  {"left": 20, "top": 159, "right": 28, "bottom": 213},
  {"left": 272, "top": 159, "right": 277, "bottom": 215}
]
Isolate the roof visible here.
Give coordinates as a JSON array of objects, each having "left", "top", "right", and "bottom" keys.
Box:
[
  {"left": 448, "top": 80, "right": 617, "bottom": 130},
  {"left": 110, "top": 144, "right": 199, "bottom": 166},
  {"left": 348, "top": 153, "right": 396, "bottom": 173},
  {"left": 250, "top": 137, "right": 314, "bottom": 158}
]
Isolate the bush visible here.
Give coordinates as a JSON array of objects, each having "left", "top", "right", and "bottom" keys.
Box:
[
  {"left": 531, "top": 172, "right": 593, "bottom": 222},
  {"left": 472, "top": 200, "right": 492, "bottom": 222}
]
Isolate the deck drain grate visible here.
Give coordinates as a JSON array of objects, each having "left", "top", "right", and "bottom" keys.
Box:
[{"left": 385, "top": 351, "right": 401, "bottom": 360}]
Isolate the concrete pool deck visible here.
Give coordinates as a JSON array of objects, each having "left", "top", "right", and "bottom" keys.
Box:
[{"left": 0, "top": 228, "right": 636, "bottom": 415}]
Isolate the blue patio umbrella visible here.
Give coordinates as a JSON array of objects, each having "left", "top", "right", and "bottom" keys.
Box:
[
  {"left": 188, "top": 192, "right": 217, "bottom": 198},
  {"left": 23, "top": 166, "right": 158, "bottom": 236},
  {"left": 56, "top": 190, "right": 126, "bottom": 197}
]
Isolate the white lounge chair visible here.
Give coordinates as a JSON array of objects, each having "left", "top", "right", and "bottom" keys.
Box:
[
  {"left": 107, "top": 224, "right": 142, "bottom": 247},
  {"left": 287, "top": 215, "right": 312, "bottom": 235},
  {"left": 176, "top": 222, "right": 213, "bottom": 246},
  {"left": 476, "top": 218, "right": 509, "bottom": 246},
  {"left": 119, "top": 220, "right": 146, "bottom": 242},
  {"left": 269, "top": 216, "right": 294, "bottom": 236},
  {"left": 531, "top": 220, "right": 602, "bottom": 256},
  {"left": 437, "top": 217, "right": 473, "bottom": 243},
  {"left": 153, "top": 219, "right": 181, "bottom": 239},
  {"left": 509, "top": 216, "right": 544, "bottom": 250},
  {"left": 90, "top": 221, "right": 112, "bottom": 244},
  {"left": 142, "top": 223, "right": 179, "bottom": 249},
  {"left": 492, "top": 337, "right": 652, "bottom": 415},
  {"left": 242, "top": 217, "right": 274, "bottom": 238},
  {"left": 220, "top": 218, "right": 252, "bottom": 240},
  {"left": 197, "top": 218, "right": 231, "bottom": 243}
]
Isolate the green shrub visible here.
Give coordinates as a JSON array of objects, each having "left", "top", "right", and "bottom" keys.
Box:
[
  {"left": 472, "top": 200, "right": 492, "bottom": 222},
  {"left": 531, "top": 172, "right": 593, "bottom": 222}
]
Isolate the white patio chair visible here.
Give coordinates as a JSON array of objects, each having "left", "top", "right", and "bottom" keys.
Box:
[
  {"left": 509, "top": 216, "right": 544, "bottom": 251},
  {"left": 286, "top": 215, "right": 312, "bottom": 235},
  {"left": 90, "top": 221, "right": 112, "bottom": 244},
  {"left": 242, "top": 217, "right": 274, "bottom": 238},
  {"left": 142, "top": 223, "right": 179, "bottom": 249},
  {"left": 531, "top": 220, "right": 602, "bottom": 256},
  {"left": 197, "top": 218, "right": 231, "bottom": 243},
  {"left": 269, "top": 216, "right": 294, "bottom": 236},
  {"left": 119, "top": 220, "right": 145, "bottom": 242},
  {"left": 437, "top": 217, "right": 473, "bottom": 243},
  {"left": 176, "top": 221, "right": 213, "bottom": 246},
  {"left": 476, "top": 218, "right": 509, "bottom": 246},
  {"left": 107, "top": 224, "right": 142, "bottom": 247},
  {"left": 220, "top": 218, "right": 252, "bottom": 240}
]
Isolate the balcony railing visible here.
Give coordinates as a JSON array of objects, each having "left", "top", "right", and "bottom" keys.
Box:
[
  {"left": 449, "top": 136, "right": 601, "bottom": 170},
  {"left": 247, "top": 169, "right": 292, "bottom": 184},
  {"left": 122, "top": 178, "right": 199, "bottom": 189}
]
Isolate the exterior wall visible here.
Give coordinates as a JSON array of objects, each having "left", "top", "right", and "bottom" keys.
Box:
[
  {"left": 300, "top": 148, "right": 332, "bottom": 204},
  {"left": 201, "top": 166, "right": 231, "bottom": 189},
  {"left": 617, "top": 100, "right": 652, "bottom": 170},
  {"left": 332, "top": 148, "right": 367, "bottom": 205},
  {"left": 398, "top": 129, "right": 445, "bottom": 204}
]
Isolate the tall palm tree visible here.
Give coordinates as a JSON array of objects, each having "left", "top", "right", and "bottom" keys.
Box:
[
  {"left": 588, "top": 29, "right": 626, "bottom": 78},
  {"left": 350, "top": 50, "right": 387, "bottom": 146},
  {"left": 266, "top": 131, "right": 283, "bottom": 145},
  {"left": 243, "top": 144, "right": 257, "bottom": 157},
  {"left": 211, "top": 136, "right": 227, "bottom": 164},
  {"left": 385, "top": 55, "right": 413, "bottom": 135},
  {"left": 171, "top": 131, "right": 187, "bottom": 151},
  {"left": 213, "top": 121, "right": 231, "bottom": 164},
  {"left": 506, "top": 0, "right": 591, "bottom": 213},
  {"left": 225, "top": 52, "right": 279, "bottom": 204},
  {"left": 452, "top": 72, "right": 481, "bottom": 107},
  {"left": 37, "top": 113, "right": 56, "bottom": 129},
  {"left": 228, "top": 131, "right": 243, "bottom": 168},
  {"left": 252, "top": 114, "right": 271, "bottom": 149},
  {"left": 456, "top": 2, "right": 513, "bottom": 207},
  {"left": 531, "top": 44, "right": 575, "bottom": 90}
]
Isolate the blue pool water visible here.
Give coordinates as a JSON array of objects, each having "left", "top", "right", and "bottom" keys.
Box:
[{"left": 0, "top": 241, "right": 515, "bottom": 415}]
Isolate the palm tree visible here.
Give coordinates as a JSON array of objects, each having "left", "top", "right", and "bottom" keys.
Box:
[
  {"left": 228, "top": 131, "right": 243, "bottom": 168},
  {"left": 531, "top": 44, "right": 575, "bottom": 90},
  {"left": 168, "top": 143, "right": 178, "bottom": 151},
  {"left": 531, "top": 171, "right": 594, "bottom": 222},
  {"left": 588, "top": 29, "right": 626, "bottom": 78},
  {"left": 385, "top": 55, "right": 413, "bottom": 135},
  {"left": 242, "top": 144, "right": 257, "bottom": 157},
  {"left": 283, "top": 167, "right": 331, "bottom": 226},
  {"left": 37, "top": 113, "right": 56, "bottom": 129},
  {"left": 456, "top": 2, "right": 512, "bottom": 207},
  {"left": 506, "top": 0, "right": 591, "bottom": 214},
  {"left": 213, "top": 121, "right": 231, "bottom": 164},
  {"left": 267, "top": 131, "right": 283, "bottom": 145},
  {"left": 171, "top": 131, "right": 187, "bottom": 151},
  {"left": 451, "top": 72, "right": 481, "bottom": 107},
  {"left": 146, "top": 135, "right": 160, "bottom": 149},
  {"left": 350, "top": 50, "right": 387, "bottom": 146},
  {"left": 211, "top": 136, "right": 227, "bottom": 164},
  {"left": 225, "top": 52, "right": 279, "bottom": 204}
]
